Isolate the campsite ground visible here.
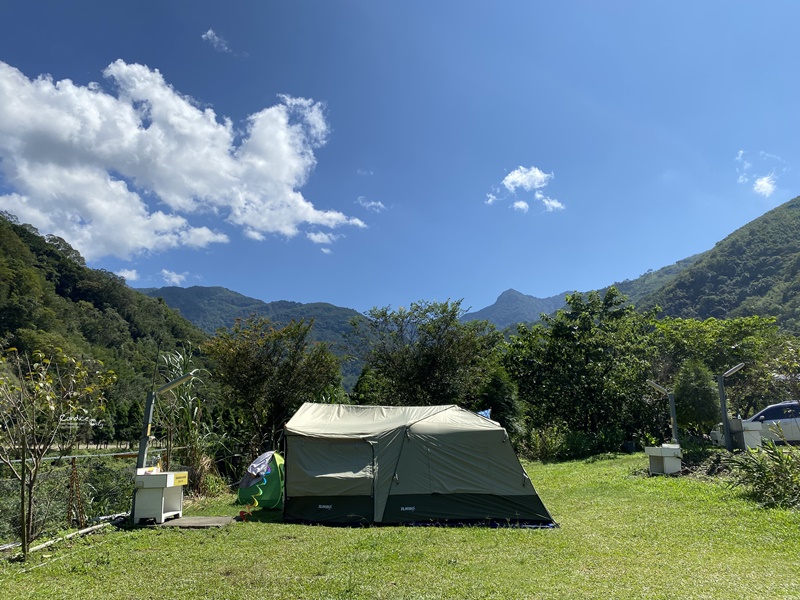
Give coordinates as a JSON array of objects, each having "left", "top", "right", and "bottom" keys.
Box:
[{"left": 1, "top": 453, "right": 798, "bottom": 599}]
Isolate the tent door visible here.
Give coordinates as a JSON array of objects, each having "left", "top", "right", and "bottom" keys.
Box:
[{"left": 284, "top": 437, "right": 374, "bottom": 524}]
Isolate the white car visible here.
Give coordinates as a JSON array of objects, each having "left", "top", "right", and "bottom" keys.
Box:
[
  {"left": 748, "top": 400, "right": 800, "bottom": 444},
  {"left": 710, "top": 400, "right": 800, "bottom": 446}
]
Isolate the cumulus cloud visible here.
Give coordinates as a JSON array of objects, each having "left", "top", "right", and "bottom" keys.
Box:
[
  {"left": 0, "top": 60, "right": 364, "bottom": 261},
  {"left": 486, "top": 164, "right": 563, "bottom": 213},
  {"left": 321, "top": 247, "right": 332, "bottom": 255},
  {"left": 511, "top": 200, "right": 529, "bottom": 213},
  {"left": 201, "top": 29, "right": 232, "bottom": 53},
  {"left": 502, "top": 165, "right": 553, "bottom": 193},
  {"left": 753, "top": 174, "right": 776, "bottom": 197},
  {"left": 161, "top": 269, "right": 188, "bottom": 285},
  {"left": 116, "top": 268, "right": 139, "bottom": 282},
  {"left": 356, "top": 196, "right": 386, "bottom": 212}
]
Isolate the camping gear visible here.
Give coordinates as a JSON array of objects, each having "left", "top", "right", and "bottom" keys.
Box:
[
  {"left": 236, "top": 450, "right": 284, "bottom": 509},
  {"left": 283, "top": 403, "right": 555, "bottom": 526}
]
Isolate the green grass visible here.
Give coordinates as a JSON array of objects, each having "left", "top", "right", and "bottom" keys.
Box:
[{"left": 1, "top": 454, "right": 798, "bottom": 599}]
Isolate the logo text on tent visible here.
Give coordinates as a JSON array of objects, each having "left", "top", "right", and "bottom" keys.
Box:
[
  {"left": 318, "top": 504, "right": 333, "bottom": 510},
  {"left": 400, "top": 506, "right": 416, "bottom": 512}
]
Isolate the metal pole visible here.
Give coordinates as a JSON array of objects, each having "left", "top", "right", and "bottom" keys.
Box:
[
  {"left": 717, "top": 375, "right": 733, "bottom": 452},
  {"left": 20, "top": 434, "right": 27, "bottom": 558},
  {"left": 136, "top": 391, "right": 155, "bottom": 470},
  {"left": 667, "top": 392, "right": 678, "bottom": 444}
]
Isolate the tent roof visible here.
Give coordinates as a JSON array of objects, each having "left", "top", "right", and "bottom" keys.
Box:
[{"left": 285, "top": 403, "right": 499, "bottom": 437}]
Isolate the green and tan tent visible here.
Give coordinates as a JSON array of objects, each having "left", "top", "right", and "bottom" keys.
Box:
[{"left": 283, "top": 403, "right": 555, "bottom": 526}]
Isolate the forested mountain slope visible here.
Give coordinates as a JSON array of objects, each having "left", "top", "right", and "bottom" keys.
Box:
[
  {"left": 643, "top": 196, "right": 800, "bottom": 332},
  {"left": 138, "top": 285, "right": 364, "bottom": 389},
  {"left": 138, "top": 285, "right": 360, "bottom": 341},
  {"left": 0, "top": 212, "right": 209, "bottom": 441}
]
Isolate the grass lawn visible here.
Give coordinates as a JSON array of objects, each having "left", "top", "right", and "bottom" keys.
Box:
[{"left": 0, "top": 453, "right": 798, "bottom": 599}]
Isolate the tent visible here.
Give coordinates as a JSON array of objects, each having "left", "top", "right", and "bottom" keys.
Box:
[
  {"left": 236, "top": 450, "right": 285, "bottom": 509},
  {"left": 283, "top": 403, "right": 555, "bottom": 526}
]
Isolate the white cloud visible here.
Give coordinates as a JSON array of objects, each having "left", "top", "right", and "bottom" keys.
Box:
[
  {"left": 0, "top": 60, "right": 365, "bottom": 261},
  {"left": 201, "top": 29, "right": 231, "bottom": 53},
  {"left": 487, "top": 164, "right": 563, "bottom": 213},
  {"left": 736, "top": 149, "right": 787, "bottom": 197},
  {"left": 502, "top": 165, "right": 553, "bottom": 193},
  {"left": 753, "top": 173, "right": 776, "bottom": 197},
  {"left": 307, "top": 231, "right": 340, "bottom": 244},
  {"left": 356, "top": 196, "right": 386, "bottom": 212},
  {"left": 321, "top": 247, "right": 332, "bottom": 255},
  {"left": 759, "top": 151, "right": 786, "bottom": 164},
  {"left": 539, "top": 195, "right": 565, "bottom": 212},
  {"left": 161, "top": 269, "right": 188, "bottom": 285},
  {"left": 116, "top": 268, "right": 139, "bottom": 281},
  {"left": 356, "top": 168, "right": 374, "bottom": 176},
  {"left": 511, "top": 200, "right": 529, "bottom": 213}
]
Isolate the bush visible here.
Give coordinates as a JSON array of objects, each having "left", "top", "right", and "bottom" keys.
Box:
[
  {"left": 727, "top": 438, "right": 800, "bottom": 509},
  {"left": 525, "top": 424, "right": 626, "bottom": 462}
]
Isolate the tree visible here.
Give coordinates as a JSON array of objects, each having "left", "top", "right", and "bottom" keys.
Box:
[
  {"left": 505, "top": 288, "right": 657, "bottom": 444},
  {"left": 350, "top": 299, "right": 504, "bottom": 408},
  {"left": 651, "top": 316, "right": 789, "bottom": 417},
  {"left": 202, "top": 317, "right": 341, "bottom": 458},
  {"left": 673, "top": 359, "right": 719, "bottom": 431},
  {"left": 0, "top": 348, "right": 115, "bottom": 558}
]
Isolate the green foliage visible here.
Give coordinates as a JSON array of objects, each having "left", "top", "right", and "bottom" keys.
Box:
[
  {"left": 0, "top": 212, "right": 214, "bottom": 454},
  {"left": 478, "top": 367, "right": 525, "bottom": 446},
  {"left": 350, "top": 299, "right": 504, "bottom": 408},
  {"left": 727, "top": 437, "right": 800, "bottom": 509},
  {"left": 525, "top": 423, "right": 626, "bottom": 462},
  {"left": 153, "top": 344, "right": 225, "bottom": 494},
  {"left": 651, "top": 315, "right": 792, "bottom": 417},
  {"left": 505, "top": 288, "right": 657, "bottom": 439},
  {"left": 646, "top": 196, "right": 800, "bottom": 333},
  {"left": 202, "top": 316, "right": 342, "bottom": 458},
  {"left": 139, "top": 285, "right": 364, "bottom": 390},
  {"left": 0, "top": 348, "right": 116, "bottom": 556},
  {"left": 673, "top": 359, "right": 719, "bottom": 430}
]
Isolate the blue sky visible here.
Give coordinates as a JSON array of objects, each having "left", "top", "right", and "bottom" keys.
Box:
[{"left": 0, "top": 2, "right": 797, "bottom": 314}]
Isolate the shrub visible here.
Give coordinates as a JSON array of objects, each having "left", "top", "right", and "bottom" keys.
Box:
[
  {"left": 727, "top": 437, "right": 800, "bottom": 509},
  {"left": 526, "top": 425, "right": 625, "bottom": 462}
]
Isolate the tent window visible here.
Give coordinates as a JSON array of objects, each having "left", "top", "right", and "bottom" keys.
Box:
[{"left": 287, "top": 438, "right": 374, "bottom": 496}]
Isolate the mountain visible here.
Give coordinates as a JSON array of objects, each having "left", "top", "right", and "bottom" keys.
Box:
[
  {"left": 0, "top": 213, "right": 210, "bottom": 442},
  {"left": 461, "top": 255, "right": 703, "bottom": 328},
  {"left": 138, "top": 286, "right": 364, "bottom": 388},
  {"left": 643, "top": 196, "right": 800, "bottom": 332},
  {"left": 138, "top": 285, "right": 361, "bottom": 339},
  {"left": 461, "top": 289, "right": 569, "bottom": 329}
]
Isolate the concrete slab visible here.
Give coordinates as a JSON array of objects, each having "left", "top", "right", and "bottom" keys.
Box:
[{"left": 154, "top": 516, "right": 236, "bottom": 528}]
